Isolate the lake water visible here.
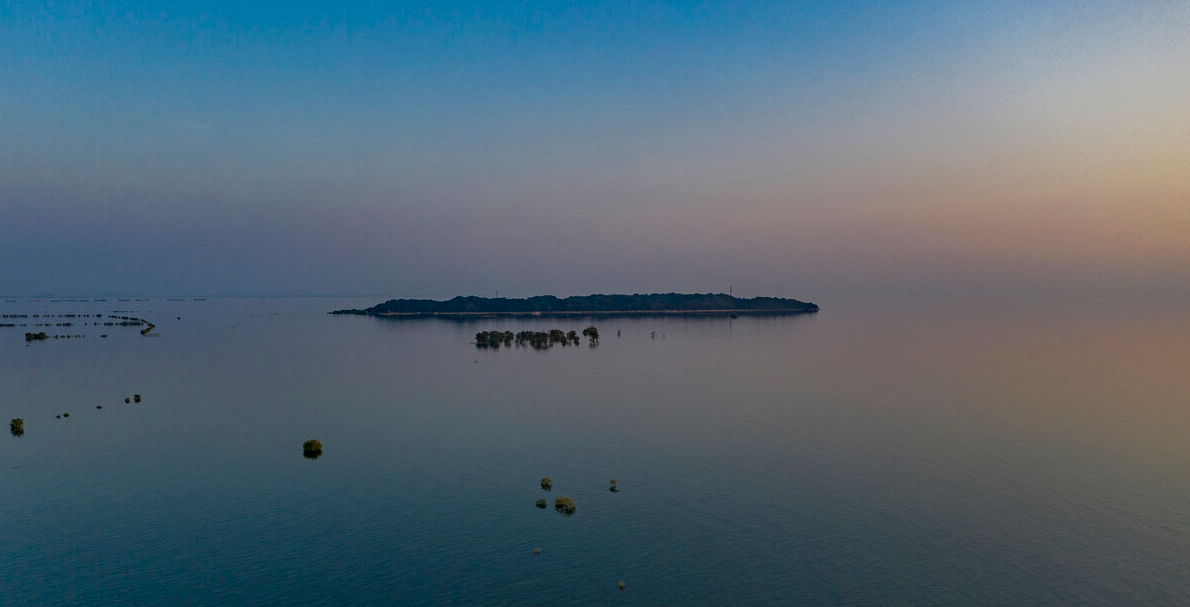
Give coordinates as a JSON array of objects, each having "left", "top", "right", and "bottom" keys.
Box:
[{"left": 3, "top": 296, "right": 1190, "bottom": 605}]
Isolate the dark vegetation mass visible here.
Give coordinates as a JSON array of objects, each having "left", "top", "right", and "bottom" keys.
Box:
[
  {"left": 303, "top": 439, "right": 323, "bottom": 459},
  {"left": 331, "top": 292, "right": 818, "bottom": 317},
  {"left": 554, "top": 496, "right": 577, "bottom": 516},
  {"left": 475, "top": 326, "right": 599, "bottom": 349}
]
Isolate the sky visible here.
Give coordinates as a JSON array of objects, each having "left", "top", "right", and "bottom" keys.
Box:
[{"left": 2, "top": 0, "right": 1188, "bottom": 300}]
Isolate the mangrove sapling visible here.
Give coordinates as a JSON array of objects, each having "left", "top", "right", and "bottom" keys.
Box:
[
  {"left": 535, "top": 498, "right": 547, "bottom": 509},
  {"left": 541, "top": 477, "right": 552, "bottom": 491},
  {"left": 303, "top": 439, "right": 323, "bottom": 459},
  {"left": 554, "top": 496, "right": 576, "bottom": 515},
  {"left": 10, "top": 418, "right": 24, "bottom": 436},
  {"left": 609, "top": 479, "right": 619, "bottom": 493}
]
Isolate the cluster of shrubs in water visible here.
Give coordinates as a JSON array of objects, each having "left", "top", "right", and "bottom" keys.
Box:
[
  {"left": 475, "top": 326, "right": 600, "bottom": 349},
  {"left": 534, "top": 476, "right": 619, "bottom": 516}
]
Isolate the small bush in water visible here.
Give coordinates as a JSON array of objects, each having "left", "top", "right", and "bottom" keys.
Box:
[
  {"left": 303, "top": 439, "right": 323, "bottom": 459},
  {"left": 554, "top": 496, "right": 576, "bottom": 515}
]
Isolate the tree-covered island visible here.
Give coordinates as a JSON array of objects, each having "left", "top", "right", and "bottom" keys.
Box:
[{"left": 331, "top": 293, "right": 818, "bottom": 318}]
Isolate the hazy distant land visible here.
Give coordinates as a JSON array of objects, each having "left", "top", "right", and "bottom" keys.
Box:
[{"left": 331, "top": 293, "right": 819, "bottom": 318}]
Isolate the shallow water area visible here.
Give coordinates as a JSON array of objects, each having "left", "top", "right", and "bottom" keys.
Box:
[{"left": 3, "top": 295, "right": 1190, "bottom": 605}]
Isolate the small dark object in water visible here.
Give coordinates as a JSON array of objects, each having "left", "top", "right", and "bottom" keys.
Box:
[
  {"left": 96, "top": 405, "right": 102, "bottom": 409},
  {"left": 303, "top": 439, "right": 323, "bottom": 459},
  {"left": 533, "top": 547, "right": 541, "bottom": 555},
  {"left": 134, "top": 394, "right": 141, "bottom": 403},
  {"left": 618, "top": 581, "right": 626, "bottom": 591},
  {"left": 10, "top": 418, "right": 23, "bottom": 436},
  {"left": 125, "top": 397, "right": 131, "bottom": 403},
  {"left": 609, "top": 479, "right": 620, "bottom": 493},
  {"left": 62, "top": 413, "right": 69, "bottom": 418},
  {"left": 56, "top": 415, "right": 61, "bottom": 419},
  {"left": 541, "top": 476, "right": 552, "bottom": 491},
  {"left": 554, "top": 496, "right": 576, "bottom": 515},
  {"left": 535, "top": 498, "right": 546, "bottom": 509}
]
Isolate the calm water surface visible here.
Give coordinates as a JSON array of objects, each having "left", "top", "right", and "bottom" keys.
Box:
[{"left": 3, "top": 296, "right": 1189, "bottom": 605}]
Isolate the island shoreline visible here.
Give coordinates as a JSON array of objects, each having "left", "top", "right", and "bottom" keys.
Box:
[{"left": 331, "top": 293, "right": 819, "bottom": 318}]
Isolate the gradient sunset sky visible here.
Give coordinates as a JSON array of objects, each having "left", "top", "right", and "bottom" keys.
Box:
[{"left": 2, "top": 1, "right": 1187, "bottom": 300}]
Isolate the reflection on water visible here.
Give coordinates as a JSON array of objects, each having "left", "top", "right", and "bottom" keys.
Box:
[{"left": 2, "top": 296, "right": 1190, "bottom": 605}]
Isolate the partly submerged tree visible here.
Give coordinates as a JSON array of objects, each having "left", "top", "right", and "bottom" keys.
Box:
[
  {"left": 554, "top": 496, "right": 576, "bottom": 515},
  {"left": 303, "top": 439, "right": 323, "bottom": 459},
  {"left": 582, "top": 325, "right": 599, "bottom": 344}
]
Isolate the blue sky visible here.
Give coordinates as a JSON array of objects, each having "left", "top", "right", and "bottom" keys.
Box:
[{"left": 2, "top": 1, "right": 1187, "bottom": 299}]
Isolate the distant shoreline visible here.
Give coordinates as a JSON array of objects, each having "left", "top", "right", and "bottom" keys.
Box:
[
  {"left": 331, "top": 293, "right": 819, "bottom": 318},
  {"left": 365, "top": 309, "right": 816, "bottom": 319}
]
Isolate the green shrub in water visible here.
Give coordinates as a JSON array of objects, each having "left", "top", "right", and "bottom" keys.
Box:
[
  {"left": 303, "top": 439, "right": 323, "bottom": 459},
  {"left": 554, "top": 496, "right": 576, "bottom": 515},
  {"left": 540, "top": 476, "right": 552, "bottom": 491},
  {"left": 535, "top": 498, "right": 546, "bottom": 509},
  {"left": 10, "top": 418, "right": 24, "bottom": 436}
]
